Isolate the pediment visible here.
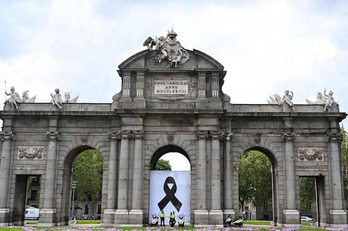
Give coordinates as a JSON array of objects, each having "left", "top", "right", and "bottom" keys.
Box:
[{"left": 118, "top": 49, "right": 224, "bottom": 72}]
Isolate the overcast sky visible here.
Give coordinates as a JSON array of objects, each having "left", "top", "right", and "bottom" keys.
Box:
[{"left": 1, "top": 1, "right": 347, "bottom": 147}]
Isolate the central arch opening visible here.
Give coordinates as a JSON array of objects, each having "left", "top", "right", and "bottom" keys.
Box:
[
  {"left": 149, "top": 145, "right": 191, "bottom": 226},
  {"left": 238, "top": 147, "right": 278, "bottom": 225}
]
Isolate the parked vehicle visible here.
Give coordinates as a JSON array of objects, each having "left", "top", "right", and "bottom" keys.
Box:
[
  {"left": 224, "top": 215, "right": 243, "bottom": 227},
  {"left": 25, "top": 206, "right": 39, "bottom": 220},
  {"left": 301, "top": 216, "right": 314, "bottom": 222},
  {"left": 178, "top": 214, "right": 185, "bottom": 227},
  {"left": 151, "top": 214, "right": 159, "bottom": 227}
]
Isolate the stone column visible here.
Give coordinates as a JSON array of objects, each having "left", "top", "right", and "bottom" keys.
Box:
[
  {"left": 114, "top": 130, "right": 130, "bottom": 224},
  {"left": 122, "top": 72, "right": 131, "bottom": 99},
  {"left": 129, "top": 130, "right": 144, "bottom": 224},
  {"left": 0, "top": 120, "right": 13, "bottom": 225},
  {"left": 211, "top": 72, "right": 219, "bottom": 98},
  {"left": 327, "top": 118, "right": 347, "bottom": 225},
  {"left": 194, "top": 131, "right": 209, "bottom": 225},
  {"left": 134, "top": 71, "right": 146, "bottom": 108},
  {"left": 210, "top": 131, "right": 223, "bottom": 225},
  {"left": 282, "top": 118, "right": 299, "bottom": 225},
  {"left": 223, "top": 132, "right": 234, "bottom": 216},
  {"left": 197, "top": 72, "right": 206, "bottom": 98},
  {"left": 40, "top": 121, "right": 59, "bottom": 226},
  {"left": 104, "top": 131, "right": 121, "bottom": 224}
]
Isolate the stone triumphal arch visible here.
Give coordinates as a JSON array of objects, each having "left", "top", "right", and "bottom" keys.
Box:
[{"left": 0, "top": 30, "right": 347, "bottom": 227}]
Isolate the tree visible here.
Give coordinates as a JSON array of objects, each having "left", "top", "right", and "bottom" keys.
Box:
[
  {"left": 155, "top": 159, "right": 172, "bottom": 171},
  {"left": 341, "top": 128, "right": 348, "bottom": 204},
  {"left": 238, "top": 150, "right": 272, "bottom": 210},
  {"left": 72, "top": 149, "right": 103, "bottom": 204}
]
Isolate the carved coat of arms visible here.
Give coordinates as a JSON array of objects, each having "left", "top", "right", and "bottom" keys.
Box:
[{"left": 143, "top": 28, "right": 190, "bottom": 67}]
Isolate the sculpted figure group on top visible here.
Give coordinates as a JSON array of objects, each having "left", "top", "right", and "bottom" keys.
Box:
[
  {"left": 5, "top": 87, "right": 36, "bottom": 109},
  {"left": 4, "top": 86, "right": 78, "bottom": 110},
  {"left": 143, "top": 28, "right": 190, "bottom": 68},
  {"left": 268, "top": 89, "right": 338, "bottom": 111}
]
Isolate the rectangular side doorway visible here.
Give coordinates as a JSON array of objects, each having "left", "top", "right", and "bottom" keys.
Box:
[{"left": 12, "top": 175, "right": 41, "bottom": 225}]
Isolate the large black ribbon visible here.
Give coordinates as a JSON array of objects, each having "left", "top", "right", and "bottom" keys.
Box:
[{"left": 158, "top": 176, "right": 182, "bottom": 211}]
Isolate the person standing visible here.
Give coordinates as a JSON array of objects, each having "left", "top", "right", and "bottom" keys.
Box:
[{"left": 159, "top": 210, "right": 165, "bottom": 227}]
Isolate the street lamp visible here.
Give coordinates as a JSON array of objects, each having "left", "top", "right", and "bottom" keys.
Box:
[{"left": 71, "top": 180, "right": 77, "bottom": 219}]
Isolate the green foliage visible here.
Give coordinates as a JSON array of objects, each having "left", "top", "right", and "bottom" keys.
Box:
[
  {"left": 76, "top": 220, "right": 101, "bottom": 224},
  {"left": 72, "top": 149, "right": 103, "bottom": 202},
  {"left": 341, "top": 129, "right": 348, "bottom": 203},
  {"left": 299, "top": 177, "right": 316, "bottom": 214},
  {"left": 238, "top": 150, "right": 272, "bottom": 209},
  {"left": 155, "top": 159, "right": 172, "bottom": 171},
  {"left": 243, "top": 220, "right": 271, "bottom": 225}
]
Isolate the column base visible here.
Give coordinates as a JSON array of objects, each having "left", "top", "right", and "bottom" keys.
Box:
[
  {"left": 329, "top": 209, "right": 347, "bottom": 225},
  {"left": 283, "top": 209, "right": 300, "bottom": 225},
  {"left": 38, "top": 209, "right": 57, "bottom": 227},
  {"left": 114, "top": 209, "right": 129, "bottom": 225},
  {"left": 209, "top": 210, "right": 223, "bottom": 227},
  {"left": 194, "top": 209, "right": 209, "bottom": 226},
  {"left": 103, "top": 209, "right": 115, "bottom": 225},
  {"left": 0, "top": 208, "right": 10, "bottom": 226},
  {"left": 129, "top": 209, "right": 143, "bottom": 225}
]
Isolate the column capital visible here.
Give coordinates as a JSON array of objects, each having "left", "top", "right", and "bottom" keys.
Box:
[
  {"left": 282, "top": 127, "right": 295, "bottom": 142},
  {"left": 0, "top": 131, "right": 13, "bottom": 141},
  {"left": 221, "top": 131, "right": 233, "bottom": 141},
  {"left": 46, "top": 131, "right": 59, "bottom": 140},
  {"left": 282, "top": 132, "right": 295, "bottom": 142},
  {"left": 134, "top": 130, "right": 144, "bottom": 139},
  {"left": 196, "top": 131, "right": 209, "bottom": 139},
  {"left": 327, "top": 132, "right": 342, "bottom": 142},
  {"left": 210, "top": 131, "right": 221, "bottom": 140},
  {"left": 121, "top": 130, "right": 131, "bottom": 139},
  {"left": 109, "top": 131, "right": 121, "bottom": 140}
]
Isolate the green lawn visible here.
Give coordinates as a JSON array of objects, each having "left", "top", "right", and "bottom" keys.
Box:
[
  {"left": 76, "top": 220, "right": 101, "bottom": 224},
  {"left": 244, "top": 220, "right": 272, "bottom": 225}
]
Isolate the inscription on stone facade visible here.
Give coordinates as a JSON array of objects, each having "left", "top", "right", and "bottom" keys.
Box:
[
  {"left": 298, "top": 148, "right": 324, "bottom": 161},
  {"left": 154, "top": 80, "right": 189, "bottom": 95},
  {"left": 18, "top": 146, "right": 44, "bottom": 160}
]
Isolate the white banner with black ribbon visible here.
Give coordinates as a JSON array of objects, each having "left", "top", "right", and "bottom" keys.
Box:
[{"left": 149, "top": 171, "right": 190, "bottom": 224}]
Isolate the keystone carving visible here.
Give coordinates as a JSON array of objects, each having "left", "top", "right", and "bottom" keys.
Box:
[
  {"left": 18, "top": 146, "right": 44, "bottom": 160},
  {"left": 167, "top": 133, "right": 175, "bottom": 144},
  {"left": 0, "top": 131, "right": 13, "bottom": 141},
  {"left": 298, "top": 148, "right": 324, "bottom": 161},
  {"left": 81, "top": 136, "right": 88, "bottom": 144}
]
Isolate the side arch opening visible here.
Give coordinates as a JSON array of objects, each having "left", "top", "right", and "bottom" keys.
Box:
[{"left": 60, "top": 146, "right": 104, "bottom": 224}]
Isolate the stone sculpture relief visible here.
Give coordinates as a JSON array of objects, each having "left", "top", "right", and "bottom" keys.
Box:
[
  {"left": 18, "top": 146, "right": 44, "bottom": 159},
  {"left": 298, "top": 148, "right": 324, "bottom": 161},
  {"left": 306, "top": 89, "right": 338, "bottom": 111},
  {"left": 22, "top": 90, "right": 36, "bottom": 103},
  {"left": 143, "top": 28, "right": 190, "bottom": 68},
  {"left": 64, "top": 92, "right": 79, "bottom": 103},
  {"left": 5, "top": 87, "right": 21, "bottom": 109},
  {"left": 4, "top": 87, "right": 37, "bottom": 109},
  {"left": 268, "top": 90, "right": 295, "bottom": 110},
  {"left": 50, "top": 88, "right": 62, "bottom": 109}
]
